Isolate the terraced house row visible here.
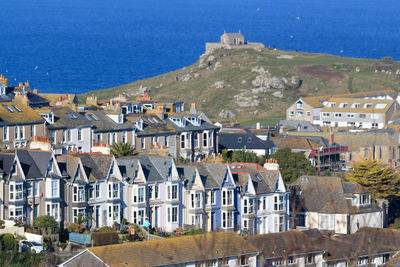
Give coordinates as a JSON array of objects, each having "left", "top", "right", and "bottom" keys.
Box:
[{"left": 0, "top": 150, "right": 290, "bottom": 234}]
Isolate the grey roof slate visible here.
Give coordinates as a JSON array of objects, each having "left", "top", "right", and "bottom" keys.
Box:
[
  {"left": 165, "top": 116, "right": 218, "bottom": 132},
  {"left": 218, "top": 133, "right": 274, "bottom": 150},
  {"left": 85, "top": 111, "right": 135, "bottom": 132},
  {"left": 177, "top": 166, "right": 197, "bottom": 190},
  {"left": 290, "top": 176, "right": 381, "bottom": 214},
  {"left": 48, "top": 107, "right": 92, "bottom": 129},
  {"left": 121, "top": 155, "right": 174, "bottom": 183}
]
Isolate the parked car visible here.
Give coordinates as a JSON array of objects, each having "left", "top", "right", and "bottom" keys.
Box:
[{"left": 19, "top": 240, "right": 44, "bottom": 253}]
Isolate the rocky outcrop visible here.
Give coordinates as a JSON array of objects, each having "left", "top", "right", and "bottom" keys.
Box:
[{"left": 251, "top": 66, "right": 300, "bottom": 90}]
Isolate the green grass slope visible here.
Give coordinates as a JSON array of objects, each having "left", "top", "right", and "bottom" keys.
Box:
[{"left": 82, "top": 48, "right": 400, "bottom": 126}]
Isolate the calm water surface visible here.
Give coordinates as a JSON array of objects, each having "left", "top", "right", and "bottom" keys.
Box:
[{"left": 1, "top": 0, "right": 399, "bottom": 93}]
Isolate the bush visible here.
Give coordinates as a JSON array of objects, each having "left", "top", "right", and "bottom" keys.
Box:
[
  {"left": 381, "top": 56, "right": 394, "bottom": 64},
  {"left": 67, "top": 223, "right": 85, "bottom": 234},
  {"left": 98, "top": 226, "right": 114, "bottom": 232},
  {"left": 34, "top": 216, "right": 59, "bottom": 236},
  {"left": 2, "top": 234, "right": 15, "bottom": 251},
  {"left": 0, "top": 220, "right": 4, "bottom": 229},
  {"left": 57, "top": 242, "right": 67, "bottom": 250}
]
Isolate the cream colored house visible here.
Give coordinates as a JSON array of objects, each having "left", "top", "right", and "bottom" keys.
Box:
[{"left": 290, "top": 176, "right": 384, "bottom": 234}]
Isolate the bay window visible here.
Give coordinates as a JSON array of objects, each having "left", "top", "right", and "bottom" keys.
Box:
[
  {"left": 133, "top": 209, "right": 145, "bottom": 225},
  {"left": 51, "top": 180, "right": 59, "bottom": 198},
  {"left": 222, "top": 211, "right": 233, "bottom": 228},
  {"left": 46, "top": 203, "right": 60, "bottom": 221},
  {"left": 274, "top": 195, "right": 285, "bottom": 211},
  {"left": 133, "top": 186, "right": 145, "bottom": 203},
  {"left": 243, "top": 198, "right": 255, "bottom": 214},
  {"left": 10, "top": 207, "right": 24, "bottom": 222},
  {"left": 191, "top": 192, "right": 202, "bottom": 209},
  {"left": 108, "top": 183, "right": 120, "bottom": 199},
  {"left": 10, "top": 183, "right": 23, "bottom": 201},
  {"left": 274, "top": 215, "right": 285, "bottom": 232},
  {"left": 167, "top": 206, "right": 178, "bottom": 223},
  {"left": 109, "top": 204, "right": 120, "bottom": 221},
  {"left": 222, "top": 189, "right": 233, "bottom": 206},
  {"left": 73, "top": 185, "right": 85, "bottom": 202},
  {"left": 73, "top": 208, "right": 85, "bottom": 223},
  {"left": 167, "top": 184, "right": 178, "bottom": 200}
]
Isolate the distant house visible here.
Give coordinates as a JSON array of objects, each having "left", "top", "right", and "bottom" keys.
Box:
[
  {"left": 42, "top": 107, "right": 92, "bottom": 153},
  {"left": 0, "top": 101, "right": 46, "bottom": 149},
  {"left": 60, "top": 231, "right": 259, "bottom": 267},
  {"left": 221, "top": 31, "right": 245, "bottom": 46},
  {"left": 218, "top": 132, "right": 274, "bottom": 156},
  {"left": 289, "top": 176, "right": 384, "bottom": 234},
  {"left": 287, "top": 93, "right": 398, "bottom": 129}
]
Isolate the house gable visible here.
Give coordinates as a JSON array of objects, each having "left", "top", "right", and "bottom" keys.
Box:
[
  {"left": 244, "top": 175, "right": 256, "bottom": 196},
  {"left": 221, "top": 166, "right": 235, "bottom": 187},
  {"left": 191, "top": 168, "right": 205, "bottom": 191}
]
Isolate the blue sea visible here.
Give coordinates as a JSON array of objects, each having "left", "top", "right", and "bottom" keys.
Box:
[{"left": 1, "top": 0, "right": 400, "bottom": 93}]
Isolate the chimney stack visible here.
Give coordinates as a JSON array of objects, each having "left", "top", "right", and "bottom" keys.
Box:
[
  {"left": 264, "top": 158, "right": 279, "bottom": 171},
  {"left": 329, "top": 127, "right": 334, "bottom": 146}
]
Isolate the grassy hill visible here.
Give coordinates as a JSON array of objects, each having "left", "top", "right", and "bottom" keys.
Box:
[{"left": 82, "top": 48, "right": 400, "bottom": 126}]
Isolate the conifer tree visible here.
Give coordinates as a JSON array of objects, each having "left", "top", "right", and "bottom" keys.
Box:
[{"left": 347, "top": 159, "right": 400, "bottom": 199}]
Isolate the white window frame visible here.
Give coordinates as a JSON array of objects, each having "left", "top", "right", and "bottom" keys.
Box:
[
  {"left": 72, "top": 207, "right": 85, "bottom": 223},
  {"left": 222, "top": 189, "right": 233, "bottom": 206},
  {"left": 9, "top": 206, "right": 24, "bottom": 222},
  {"left": 274, "top": 195, "right": 285, "bottom": 211},
  {"left": 73, "top": 185, "right": 85, "bottom": 203},
  {"left": 51, "top": 179, "right": 59, "bottom": 198},
  {"left": 320, "top": 214, "right": 335, "bottom": 230},
  {"left": 46, "top": 202, "right": 60, "bottom": 221},
  {"left": 167, "top": 205, "right": 179, "bottom": 223},
  {"left": 167, "top": 184, "right": 178, "bottom": 200},
  {"left": 274, "top": 215, "right": 285, "bottom": 232},
  {"left": 222, "top": 211, "right": 233, "bottom": 229},
  {"left": 108, "top": 182, "right": 120, "bottom": 199}
]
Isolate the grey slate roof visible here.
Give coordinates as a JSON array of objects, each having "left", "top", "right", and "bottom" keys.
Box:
[
  {"left": 218, "top": 133, "right": 274, "bottom": 150},
  {"left": 177, "top": 165, "right": 197, "bottom": 190},
  {"left": 165, "top": 116, "right": 218, "bottom": 132},
  {"left": 230, "top": 163, "right": 279, "bottom": 195},
  {"left": 290, "top": 176, "right": 381, "bottom": 214},
  {"left": 117, "top": 158, "right": 140, "bottom": 184},
  {"left": 121, "top": 155, "right": 174, "bottom": 183},
  {"left": 57, "top": 153, "right": 113, "bottom": 182},
  {"left": 191, "top": 163, "right": 229, "bottom": 189},
  {"left": 48, "top": 107, "right": 92, "bottom": 129},
  {"left": 85, "top": 111, "right": 135, "bottom": 132},
  {"left": 0, "top": 153, "right": 15, "bottom": 175},
  {"left": 0, "top": 88, "right": 50, "bottom": 107}
]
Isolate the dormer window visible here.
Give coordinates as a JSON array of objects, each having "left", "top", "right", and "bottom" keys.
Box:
[
  {"left": 296, "top": 101, "right": 303, "bottom": 110},
  {"left": 358, "top": 194, "right": 371, "bottom": 206},
  {"left": 338, "top": 103, "right": 348, "bottom": 108},
  {"left": 351, "top": 103, "right": 360, "bottom": 108},
  {"left": 375, "top": 103, "right": 387, "bottom": 109},
  {"left": 364, "top": 103, "right": 372, "bottom": 108}
]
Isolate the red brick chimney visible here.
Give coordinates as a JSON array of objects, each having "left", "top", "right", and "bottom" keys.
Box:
[{"left": 329, "top": 127, "right": 334, "bottom": 146}]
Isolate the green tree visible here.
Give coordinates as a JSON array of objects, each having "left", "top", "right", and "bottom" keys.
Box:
[
  {"left": 347, "top": 159, "right": 400, "bottom": 199},
  {"left": 222, "top": 149, "right": 260, "bottom": 164},
  {"left": 34, "top": 215, "right": 59, "bottom": 236},
  {"left": 110, "top": 142, "right": 137, "bottom": 158},
  {"left": 272, "top": 148, "right": 316, "bottom": 184}
]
